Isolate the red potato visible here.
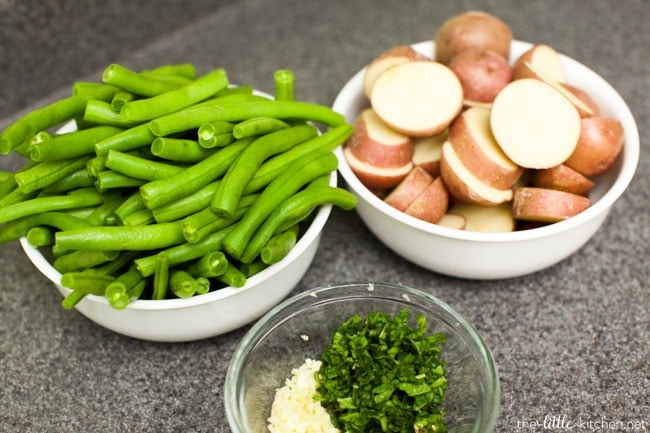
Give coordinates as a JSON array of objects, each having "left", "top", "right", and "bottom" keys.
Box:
[
  {"left": 448, "top": 202, "right": 516, "bottom": 232},
  {"left": 436, "top": 213, "right": 467, "bottom": 230},
  {"left": 411, "top": 130, "right": 448, "bottom": 177},
  {"left": 564, "top": 117, "right": 624, "bottom": 176},
  {"left": 440, "top": 140, "right": 514, "bottom": 206},
  {"left": 448, "top": 49, "right": 514, "bottom": 104},
  {"left": 513, "top": 44, "right": 566, "bottom": 83},
  {"left": 490, "top": 78, "right": 582, "bottom": 169},
  {"left": 384, "top": 166, "right": 434, "bottom": 211},
  {"left": 343, "top": 146, "right": 413, "bottom": 191},
  {"left": 434, "top": 10, "right": 513, "bottom": 65},
  {"left": 370, "top": 60, "right": 464, "bottom": 137},
  {"left": 348, "top": 108, "right": 414, "bottom": 168},
  {"left": 529, "top": 164, "right": 595, "bottom": 196},
  {"left": 363, "top": 45, "right": 430, "bottom": 98},
  {"left": 561, "top": 83, "right": 600, "bottom": 117},
  {"left": 448, "top": 106, "right": 523, "bottom": 189},
  {"left": 512, "top": 187, "right": 592, "bottom": 223},
  {"left": 403, "top": 176, "right": 449, "bottom": 224}
]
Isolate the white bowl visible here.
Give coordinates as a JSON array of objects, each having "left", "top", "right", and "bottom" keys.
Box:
[
  {"left": 21, "top": 173, "right": 336, "bottom": 342},
  {"left": 333, "top": 40, "right": 640, "bottom": 280}
]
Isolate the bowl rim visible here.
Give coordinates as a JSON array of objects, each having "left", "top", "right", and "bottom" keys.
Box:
[
  {"left": 225, "top": 281, "right": 501, "bottom": 433},
  {"left": 20, "top": 173, "right": 336, "bottom": 311},
  {"left": 333, "top": 39, "right": 640, "bottom": 244}
]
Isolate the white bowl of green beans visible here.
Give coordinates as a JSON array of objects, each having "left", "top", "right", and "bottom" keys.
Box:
[{"left": 2, "top": 63, "right": 357, "bottom": 342}]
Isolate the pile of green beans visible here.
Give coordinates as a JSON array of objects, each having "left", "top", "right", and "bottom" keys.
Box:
[{"left": 0, "top": 63, "right": 357, "bottom": 310}]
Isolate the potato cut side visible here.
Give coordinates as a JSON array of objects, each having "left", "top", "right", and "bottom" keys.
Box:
[
  {"left": 371, "top": 61, "right": 464, "bottom": 137},
  {"left": 513, "top": 44, "right": 566, "bottom": 83},
  {"left": 412, "top": 130, "right": 447, "bottom": 177},
  {"left": 490, "top": 79, "right": 581, "bottom": 169},
  {"left": 448, "top": 202, "right": 515, "bottom": 233},
  {"left": 436, "top": 213, "right": 467, "bottom": 230},
  {"left": 440, "top": 140, "right": 513, "bottom": 206},
  {"left": 449, "top": 106, "right": 523, "bottom": 189},
  {"left": 363, "top": 45, "right": 430, "bottom": 98},
  {"left": 512, "top": 187, "right": 592, "bottom": 223},
  {"left": 343, "top": 146, "right": 413, "bottom": 191}
]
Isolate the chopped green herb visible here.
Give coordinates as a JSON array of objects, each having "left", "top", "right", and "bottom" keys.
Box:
[{"left": 315, "top": 309, "right": 448, "bottom": 433}]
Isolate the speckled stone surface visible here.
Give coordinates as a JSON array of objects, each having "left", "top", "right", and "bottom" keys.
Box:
[{"left": 0, "top": 1, "right": 648, "bottom": 432}]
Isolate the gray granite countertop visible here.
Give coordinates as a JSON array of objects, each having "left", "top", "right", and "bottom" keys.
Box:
[{"left": 1, "top": 1, "right": 648, "bottom": 432}]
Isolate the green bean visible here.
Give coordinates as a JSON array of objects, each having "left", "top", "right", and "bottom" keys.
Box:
[
  {"left": 134, "top": 224, "right": 235, "bottom": 277},
  {"left": 72, "top": 81, "right": 113, "bottom": 96},
  {"left": 25, "top": 226, "right": 55, "bottom": 247},
  {"left": 274, "top": 69, "right": 295, "bottom": 102},
  {"left": 113, "top": 191, "right": 147, "bottom": 224},
  {"left": 0, "top": 176, "right": 18, "bottom": 200},
  {"left": 148, "top": 99, "right": 346, "bottom": 137},
  {"left": 139, "top": 137, "right": 252, "bottom": 210},
  {"left": 261, "top": 224, "right": 299, "bottom": 265},
  {"left": 197, "top": 121, "right": 235, "bottom": 148},
  {"left": 120, "top": 68, "right": 229, "bottom": 123},
  {"left": 0, "top": 171, "right": 12, "bottom": 183},
  {"left": 0, "top": 188, "right": 105, "bottom": 224},
  {"left": 185, "top": 251, "right": 228, "bottom": 278},
  {"left": 43, "top": 168, "right": 96, "bottom": 193},
  {"left": 95, "top": 170, "right": 146, "bottom": 191},
  {"left": 211, "top": 125, "right": 318, "bottom": 218},
  {"left": 151, "top": 137, "right": 216, "bottom": 163},
  {"left": 61, "top": 290, "right": 88, "bottom": 310},
  {"left": 151, "top": 181, "right": 220, "bottom": 223},
  {"left": 15, "top": 156, "right": 92, "bottom": 194},
  {"left": 169, "top": 270, "right": 198, "bottom": 299},
  {"left": 54, "top": 249, "right": 119, "bottom": 273},
  {"left": 102, "top": 63, "right": 183, "bottom": 97},
  {"left": 29, "top": 125, "right": 124, "bottom": 161},
  {"left": 0, "top": 210, "right": 91, "bottom": 246},
  {"left": 216, "top": 261, "right": 246, "bottom": 288},
  {"left": 240, "top": 185, "right": 358, "bottom": 263},
  {"left": 195, "top": 277, "right": 210, "bottom": 294},
  {"left": 240, "top": 260, "right": 268, "bottom": 278},
  {"left": 111, "top": 91, "right": 136, "bottom": 111},
  {"left": 83, "top": 193, "right": 123, "bottom": 226},
  {"left": 152, "top": 253, "right": 170, "bottom": 300},
  {"left": 121, "top": 208, "right": 155, "bottom": 226},
  {"left": 0, "top": 187, "right": 38, "bottom": 208},
  {"left": 84, "top": 99, "right": 140, "bottom": 128},
  {"left": 105, "top": 265, "right": 142, "bottom": 305},
  {"left": 105, "top": 149, "right": 184, "bottom": 181},
  {"left": 232, "top": 116, "right": 290, "bottom": 139},
  {"left": 94, "top": 123, "right": 157, "bottom": 157},
  {"left": 54, "top": 221, "right": 185, "bottom": 251},
  {"left": 222, "top": 151, "right": 336, "bottom": 259},
  {"left": 86, "top": 156, "right": 106, "bottom": 177},
  {"left": 60, "top": 272, "right": 115, "bottom": 296},
  {"left": 182, "top": 193, "right": 257, "bottom": 243},
  {"left": 0, "top": 85, "right": 118, "bottom": 155},
  {"left": 141, "top": 63, "right": 196, "bottom": 80}
]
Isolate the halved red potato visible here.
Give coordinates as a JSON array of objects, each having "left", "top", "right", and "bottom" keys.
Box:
[
  {"left": 512, "top": 187, "right": 592, "bottom": 223},
  {"left": 434, "top": 10, "right": 513, "bottom": 65},
  {"left": 343, "top": 146, "right": 413, "bottom": 191},
  {"left": 560, "top": 83, "right": 600, "bottom": 118},
  {"left": 370, "top": 60, "right": 464, "bottom": 137},
  {"left": 529, "top": 164, "right": 594, "bottom": 196},
  {"left": 564, "top": 117, "right": 625, "bottom": 176},
  {"left": 403, "top": 176, "right": 449, "bottom": 224},
  {"left": 448, "top": 106, "right": 523, "bottom": 189},
  {"left": 411, "top": 130, "right": 448, "bottom": 178},
  {"left": 440, "top": 140, "right": 514, "bottom": 206},
  {"left": 448, "top": 49, "right": 513, "bottom": 104},
  {"left": 513, "top": 44, "right": 566, "bottom": 83},
  {"left": 363, "top": 45, "right": 430, "bottom": 98},
  {"left": 448, "top": 202, "right": 515, "bottom": 233},
  {"left": 490, "top": 78, "right": 581, "bottom": 169},
  {"left": 384, "top": 166, "right": 434, "bottom": 211},
  {"left": 347, "top": 108, "right": 414, "bottom": 168}
]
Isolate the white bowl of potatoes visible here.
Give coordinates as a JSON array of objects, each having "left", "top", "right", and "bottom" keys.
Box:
[{"left": 333, "top": 11, "right": 640, "bottom": 280}]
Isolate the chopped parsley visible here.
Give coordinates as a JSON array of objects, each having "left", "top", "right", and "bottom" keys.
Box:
[{"left": 315, "top": 309, "right": 448, "bottom": 433}]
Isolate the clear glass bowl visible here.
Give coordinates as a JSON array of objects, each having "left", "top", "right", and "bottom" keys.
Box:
[{"left": 225, "top": 282, "right": 500, "bottom": 433}]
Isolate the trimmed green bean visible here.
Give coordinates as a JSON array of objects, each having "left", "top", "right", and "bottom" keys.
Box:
[
  {"left": 0, "top": 175, "right": 17, "bottom": 200},
  {"left": 121, "top": 208, "right": 155, "bottom": 226},
  {"left": 151, "top": 181, "right": 220, "bottom": 223},
  {"left": 113, "top": 191, "right": 147, "bottom": 224},
  {"left": 95, "top": 170, "right": 146, "bottom": 191},
  {"left": 185, "top": 251, "right": 228, "bottom": 278},
  {"left": 0, "top": 171, "right": 12, "bottom": 183},
  {"left": 139, "top": 137, "right": 252, "bottom": 210},
  {"left": 196, "top": 277, "right": 210, "bottom": 294},
  {"left": 240, "top": 260, "right": 268, "bottom": 278},
  {"left": 120, "top": 68, "right": 229, "bottom": 123},
  {"left": 29, "top": 125, "right": 124, "bottom": 161},
  {"left": 111, "top": 91, "right": 136, "bottom": 111},
  {"left": 151, "top": 137, "right": 216, "bottom": 163},
  {"left": 54, "top": 249, "right": 119, "bottom": 273},
  {"left": 60, "top": 272, "right": 115, "bottom": 296},
  {"left": 197, "top": 121, "right": 234, "bottom": 148},
  {"left": 0, "top": 85, "right": 118, "bottom": 155},
  {"left": 170, "top": 270, "right": 198, "bottom": 299},
  {"left": 148, "top": 99, "right": 346, "bottom": 137},
  {"left": 105, "top": 265, "right": 146, "bottom": 310},
  {"left": 25, "top": 226, "right": 55, "bottom": 247},
  {"left": 182, "top": 193, "right": 256, "bottom": 244},
  {"left": 0, "top": 187, "right": 38, "bottom": 208},
  {"left": 152, "top": 253, "right": 170, "bottom": 300},
  {"left": 43, "top": 168, "right": 96, "bottom": 193},
  {"left": 72, "top": 82, "right": 114, "bottom": 96},
  {"left": 54, "top": 221, "right": 185, "bottom": 251},
  {"left": 61, "top": 290, "right": 88, "bottom": 310},
  {"left": 102, "top": 63, "right": 183, "bottom": 97},
  {"left": 232, "top": 116, "right": 290, "bottom": 139},
  {"left": 141, "top": 63, "right": 196, "bottom": 80},
  {"left": 83, "top": 193, "right": 123, "bottom": 226},
  {"left": 274, "top": 69, "right": 295, "bottom": 102},
  {"left": 84, "top": 99, "right": 140, "bottom": 128},
  {"left": 261, "top": 224, "right": 299, "bottom": 264},
  {"left": 15, "top": 156, "right": 92, "bottom": 194},
  {"left": 86, "top": 156, "right": 107, "bottom": 177},
  {"left": 94, "top": 123, "right": 157, "bottom": 157},
  {"left": 216, "top": 261, "right": 246, "bottom": 288},
  {"left": 105, "top": 149, "right": 184, "bottom": 181},
  {"left": 211, "top": 125, "right": 318, "bottom": 218},
  {"left": 240, "top": 185, "right": 358, "bottom": 263},
  {"left": 0, "top": 188, "right": 105, "bottom": 224}
]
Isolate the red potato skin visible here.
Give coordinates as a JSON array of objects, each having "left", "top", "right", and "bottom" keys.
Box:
[
  {"left": 530, "top": 164, "right": 595, "bottom": 196},
  {"left": 564, "top": 117, "right": 625, "bottom": 176},
  {"left": 434, "top": 11, "right": 513, "bottom": 65},
  {"left": 343, "top": 146, "right": 413, "bottom": 191},
  {"left": 561, "top": 83, "right": 601, "bottom": 118},
  {"left": 347, "top": 109, "right": 414, "bottom": 168},
  {"left": 404, "top": 176, "right": 449, "bottom": 224},
  {"left": 512, "top": 187, "right": 592, "bottom": 223},
  {"left": 384, "top": 166, "right": 434, "bottom": 211},
  {"left": 448, "top": 49, "right": 513, "bottom": 103}
]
